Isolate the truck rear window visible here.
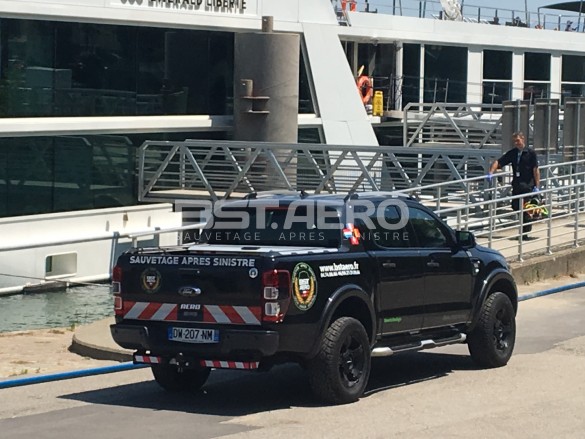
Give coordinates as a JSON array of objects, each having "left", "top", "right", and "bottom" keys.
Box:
[{"left": 200, "top": 205, "right": 342, "bottom": 248}]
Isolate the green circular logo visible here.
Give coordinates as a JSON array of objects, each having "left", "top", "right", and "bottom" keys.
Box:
[{"left": 292, "top": 262, "right": 317, "bottom": 311}]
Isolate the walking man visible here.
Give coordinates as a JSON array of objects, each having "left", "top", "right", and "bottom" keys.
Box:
[{"left": 488, "top": 131, "right": 540, "bottom": 237}]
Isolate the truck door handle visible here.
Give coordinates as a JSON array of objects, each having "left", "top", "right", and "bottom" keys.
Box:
[
  {"left": 426, "top": 261, "right": 440, "bottom": 268},
  {"left": 382, "top": 262, "right": 396, "bottom": 268}
]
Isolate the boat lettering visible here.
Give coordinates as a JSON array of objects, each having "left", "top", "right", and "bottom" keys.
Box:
[{"left": 145, "top": 0, "right": 248, "bottom": 11}]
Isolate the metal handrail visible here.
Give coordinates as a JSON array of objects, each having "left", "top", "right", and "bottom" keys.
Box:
[
  {"left": 402, "top": 102, "right": 504, "bottom": 148},
  {"left": 353, "top": 0, "right": 585, "bottom": 31},
  {"left": 136, "top": 165, "right": 585, "bottom": 263},
  {"left": 0, "top": 223, "right": 206, "bottom": 252}
]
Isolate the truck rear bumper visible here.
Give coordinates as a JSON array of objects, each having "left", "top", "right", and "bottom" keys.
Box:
[{"left": 110, "top": 323, "right": 280, "bottom": 358}]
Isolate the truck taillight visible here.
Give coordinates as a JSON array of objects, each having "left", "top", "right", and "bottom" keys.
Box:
[
  {"left": 112, "top": 265, "right": 122, "bottom": 292},
  {"left": 114, "top": 294, "right": 123, "bottom": 316},
  {"left": 261, "top": 269, "right": 291, "bottom": 323},
  {"left": 112, "top": 265, "right": 123, "bottom": 316},
  {"left": 112, "top": 265, "right": 122, "bottom": 282}
]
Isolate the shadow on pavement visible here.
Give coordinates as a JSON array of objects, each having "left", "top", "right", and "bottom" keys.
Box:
[
  {"left": 60, "top": 351, "right": 477, "bottom": 415},
  {"left": 366, "top": 351, "right": 476, "bottom": 397}
]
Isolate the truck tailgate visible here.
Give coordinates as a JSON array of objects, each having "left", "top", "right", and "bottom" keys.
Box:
[{"left": 117, "top": 252, "right": 264, "bottom": 326}]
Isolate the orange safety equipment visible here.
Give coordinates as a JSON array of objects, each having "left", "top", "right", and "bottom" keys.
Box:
[
  {"left": 357, "top": 75, "right": 373, "bottom": 104},
  {"left": 341, "top": 0, "right": 357, "bottom": 12}
]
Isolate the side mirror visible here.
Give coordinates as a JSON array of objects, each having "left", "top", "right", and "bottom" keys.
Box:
[{"left": 456, "top": 230, "right": 476, "bottom": 248}]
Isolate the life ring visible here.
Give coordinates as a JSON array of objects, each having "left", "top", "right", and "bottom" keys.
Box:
[{"left": 357, "top": 75, "right": 373, "bottom": 104}]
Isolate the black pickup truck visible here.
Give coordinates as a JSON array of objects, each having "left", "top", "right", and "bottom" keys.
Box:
[{"left": 110, "top": 191, "right": 517, "bottom": 404}]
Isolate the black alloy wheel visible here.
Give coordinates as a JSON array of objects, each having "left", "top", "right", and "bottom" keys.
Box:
[
  {"left": 308, "top": 316, "right": 371, "bottom": 404},
  {"left": 493, "top": 306, "right": 513, "bottom": 353},
  {"left": 468, "top": 292, "right": 516, "bottom": 368},
  {"left": 339, "top": 331, "right": 367, "bottom": 388}
]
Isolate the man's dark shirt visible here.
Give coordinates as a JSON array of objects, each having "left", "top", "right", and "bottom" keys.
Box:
[{"left": 497, "top": 147, "right": 538, "bottom": 191}]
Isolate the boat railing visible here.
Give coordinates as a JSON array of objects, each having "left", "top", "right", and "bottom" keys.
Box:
[
  {"left": 0, "top": 223, "right": 206, "bottom": 253},
  {"left": 336, "top": 0, "right": 585, "bottom": 32},
  {"left": 402, "top": 102, "right": 504, "bottom": 148},
  {"left": 401, "top": 100, "right": 577, "bottom": 160},
  {"left": 369, "top": 74, "right": 581, "bottom": 114}
]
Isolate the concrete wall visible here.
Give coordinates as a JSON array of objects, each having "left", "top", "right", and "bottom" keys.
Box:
[{"left": 511, "top": 247, "right": 585, "bottom": 285}]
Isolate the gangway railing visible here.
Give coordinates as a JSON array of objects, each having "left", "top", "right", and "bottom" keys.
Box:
[
  {"left": 403, "top": 102, "right": 504, "bottom": 148},
  {"left": 425, "top": 158, "right": 585, "bottom": 261},
  {"left": 138, "top": 140, "right": 503, "bottom": 203}
]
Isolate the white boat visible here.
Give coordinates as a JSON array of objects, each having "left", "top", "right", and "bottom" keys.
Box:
[{"left": 0, "top": 0, "right": 583, "bottom": 293}]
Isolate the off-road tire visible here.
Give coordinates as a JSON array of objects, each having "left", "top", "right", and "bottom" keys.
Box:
[
  {"left": 468, "top": 292, "right": 516, "bottom": 368},
  {"left": 151, "top": 364, "right": 210, "bottom": 392},
  {"left": 307, "top": 317, "right": 371, "bottom": 405}
]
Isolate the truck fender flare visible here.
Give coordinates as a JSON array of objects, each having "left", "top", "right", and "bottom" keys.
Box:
[
  {"left": 469, "top": 268, "right": 518, "bottom": 331},
  {"left": 308, "top": 284, "right": 376, "bottom": 358}
]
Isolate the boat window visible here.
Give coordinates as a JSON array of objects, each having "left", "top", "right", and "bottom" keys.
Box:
[
  {"left": 483, "top": 50, "right": 512, "bottom": 80},
  {"left": 423, "top": 45, "right": 467, "bottom": 103},
  {"left": 0, "top": 18, "right": 235, "bottom": 117},
  {"left": 402, "top": 44, "right": 421, "bottom": 109},
  {"left": 525, "top": 53, "right": 551, "bottom": 82},
  {"left": 482, "top": 50, "right": 513, "bottom": 106},
  {"left": 524, "top": 52, "right": 551, "bottom": 104},
  {"left": 561, "top": 55, "right": 585, "bottom": 104},
  {"left": 0, "top": 17, "right": 314, "bottom": 118}
]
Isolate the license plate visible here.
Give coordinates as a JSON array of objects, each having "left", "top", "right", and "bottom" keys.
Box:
[{"left": 168, "top": 327, "right": 219, "bottom": 344}]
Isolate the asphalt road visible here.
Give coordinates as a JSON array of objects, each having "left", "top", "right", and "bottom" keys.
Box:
[{"left": 1, "top": 289, "right": 585, "bottom": 439}]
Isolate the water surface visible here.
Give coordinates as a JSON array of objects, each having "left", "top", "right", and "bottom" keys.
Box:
[{"left": 0, "top": 284, "right": 113, "bottom": 333}]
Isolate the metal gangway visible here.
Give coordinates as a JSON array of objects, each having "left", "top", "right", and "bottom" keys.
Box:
[
  {"left": 138, "top": 140, "right": 501, "bottom": 202},
  {"left": 402, "top": 102, "right": 504, "bottom": 148},
  {"left": 138, "top": 139, "right": 585, "bottom": 262}
]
